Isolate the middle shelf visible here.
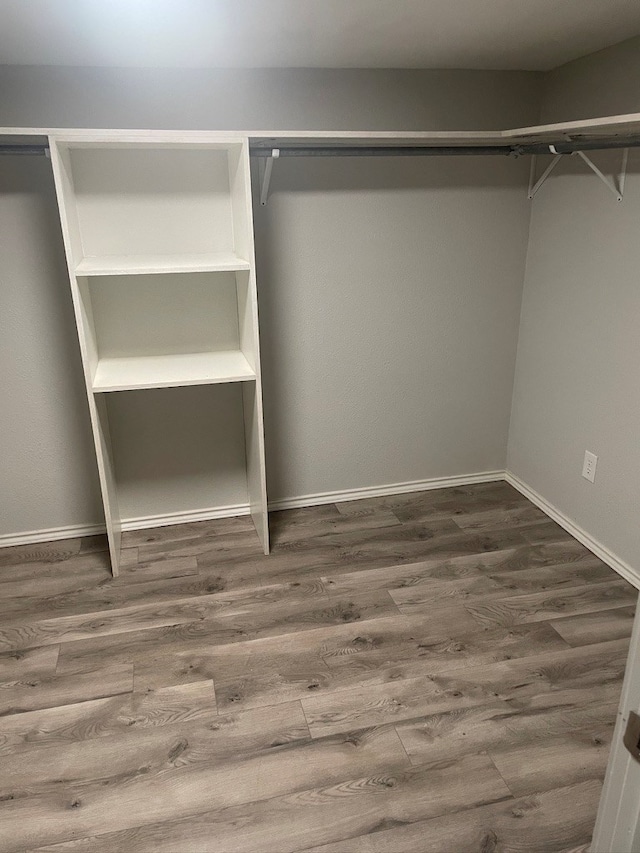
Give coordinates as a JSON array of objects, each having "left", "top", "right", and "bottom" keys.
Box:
[
  {"left": 75, "top": 252, "right": 251, "bottom": 277},
  {"left": 78, "top": 269, "right": 259, "bottom": 393},
  {"left": 92, "top": 350, "right": 256, "bottom": 392}
]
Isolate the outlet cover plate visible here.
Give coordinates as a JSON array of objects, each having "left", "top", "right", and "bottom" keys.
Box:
[{"left": 582, "top": 450, "right": 598, "bottom": 483}]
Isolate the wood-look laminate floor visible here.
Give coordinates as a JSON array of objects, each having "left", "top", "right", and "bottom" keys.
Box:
[{"left": 0, "top": 482, "right": 636, "bottom": 853}]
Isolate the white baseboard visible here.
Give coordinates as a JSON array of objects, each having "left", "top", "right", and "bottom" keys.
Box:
[
  {"left": 0, "top": 470, "right": 504, "bottom": 548},
  {"left": 119, "top": 502, "right": 251, "bottom": 533},
  {"left": 268, "top": 470, "right": 506, "bottom": 511},
  {"left": 505, "top": 470, "right": 639, "bottom": 590},
  {"left": 0, "top": 522, "right": 107, "bottom": 549},
  {"left": 0, "top": 503, "right": 251, "bottom": 548}
]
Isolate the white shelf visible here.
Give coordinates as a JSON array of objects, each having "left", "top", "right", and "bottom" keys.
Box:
[
  {"left": 5, "top": 119, "right": 640, "bottom": 146},
  {"left": 75, "top": 253, "right": 251, "bottom": 276},
  {"left": 92, "top": 351, "right": 256, "bottom": 393}
]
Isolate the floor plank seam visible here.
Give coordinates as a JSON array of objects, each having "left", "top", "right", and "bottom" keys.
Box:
[
  {"left": 51, "top": 643, "right": 61, "bottom": 675},
  {"left": 484, "top": 749, "right": 519, "bottom": 798},
  {"left": 393, "top": 722, "right": 414, "bottom": 765},
  {"left": 296, "top": 699, "right": 313, "bottom": 740}
]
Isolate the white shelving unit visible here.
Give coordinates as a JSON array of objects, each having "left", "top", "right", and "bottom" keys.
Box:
[{"left": 49, "top": 135, "right": 269, "bottom": 575}]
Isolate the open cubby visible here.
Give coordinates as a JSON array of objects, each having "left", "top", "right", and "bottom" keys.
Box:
[
  {"left": 105, "top": 384, "right": 250, "bottom": 522},
  {"left": 55, "top": 141, "right": 252, "bottom": 273},
  {"left": 78, "top": 271, "right": 256, "bottom": 391}
]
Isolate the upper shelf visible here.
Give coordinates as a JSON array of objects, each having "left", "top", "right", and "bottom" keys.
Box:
[
  {"left": 3, "top": 115, "right": 640, "bottom": 145},
  {"left": 504, "top": 113, "right": 640, "bottom": 141},
  {"left": 4, "top": 115, "right": 640, "bottom": 157},
  {"left": 75, "top": 252, "right": 250, "bottom": 276},
  {"left": 246, "top": 116, "right": 640, "bottom": 153}
]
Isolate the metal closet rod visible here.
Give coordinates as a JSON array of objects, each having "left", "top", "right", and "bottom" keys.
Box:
[
  {"left": 250, "top": 138, "right": 640, "bottom": 157},
  {"left": 0, "top": 144, "right": 49, "bottom": 155},
  {"left": 0, "top": 136, "right": 639, "bottom": 157}
]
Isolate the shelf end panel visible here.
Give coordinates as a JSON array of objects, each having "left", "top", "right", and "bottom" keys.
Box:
[{"left": 243, "top": 382, "right": 269, "bottom": 554}]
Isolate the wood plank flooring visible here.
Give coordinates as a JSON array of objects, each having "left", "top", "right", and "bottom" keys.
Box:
[{"left": 0, "top": 481, "right": 635, "bottom": 852}]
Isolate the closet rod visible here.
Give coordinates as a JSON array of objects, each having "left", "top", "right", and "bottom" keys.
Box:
[
  {"left": 252, "top": 145, "right": 513, "bottom": 157},
  {"left": 545, "top": 137, "right": 640, "bottom": 154},
  {"left": 0, "top": 145, "right": 48, "bottom": 156},
  {"left": 1, "top": 137, "right": 639, "bottom": 158},
  {"left": 250, "top": 138, "right": 640, "bottom": 158}
]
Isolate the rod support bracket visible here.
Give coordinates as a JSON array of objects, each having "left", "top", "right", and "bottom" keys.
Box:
[
  {"left": 577, "top": 149, "right": 628, "bottom": 202},
  {"left": 529, "top": 146, "right": 629, "bottom": 202},
  {"left": 528, "top": 153, "right": 562, "bottom": 199},
  {"left": 260, "top": 148, "right": 280, "bottom": 206}
]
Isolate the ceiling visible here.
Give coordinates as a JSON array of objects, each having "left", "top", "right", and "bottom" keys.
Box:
[{"left": 0, "top": 0, "right": 639, "bottom": 72}]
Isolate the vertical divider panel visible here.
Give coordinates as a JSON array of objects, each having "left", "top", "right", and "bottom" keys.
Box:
[
  {"left": 230, "top": 140, "right": 269, "bottom": 553},
  {"left": 242, "top": 382, "right": 269, "bottom": 553},
  {"left": 48, "top": 138, "right": 122, "bottom": 575},
  {"left": 93, "top": 395, "right": 122, "bottom": 568}
]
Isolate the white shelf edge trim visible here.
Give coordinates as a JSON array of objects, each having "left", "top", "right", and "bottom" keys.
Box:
[
  {"left": 505, "top": 470, "right": 639, "bottom": 591},
  {"left": 0, "top": 470, "right": 503, "bottom": 548}
]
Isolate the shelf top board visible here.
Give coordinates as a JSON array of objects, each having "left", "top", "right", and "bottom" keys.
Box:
[
  {"left": 76, "top": 253, "right": 251, "bottom": 277},
  {"left": 92, "top": 351, "right": 256, "bottom": 393},
  {"left": 504, "top": 112, "right": 640, "bottom": 141},
  {"left": 1, "top": 127, "right": 510, "bottom": 145},
  {"left": 2, "top": 112, "right": 640, "bottom": 151}
]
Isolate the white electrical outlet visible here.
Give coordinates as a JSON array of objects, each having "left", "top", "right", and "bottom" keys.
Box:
[{"left": 582, "top": 450, "right": 598, "bottom": 483}]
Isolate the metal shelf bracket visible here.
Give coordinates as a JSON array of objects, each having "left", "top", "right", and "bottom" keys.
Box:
[
  {"left": 528, "top": 152, "right": 562, "bottom": 199},
  {"left": 577, "top": 148, "right": 628, "bottom": 202},
  {"left": 529, "top": 146, "right": 629, "bottom": 202},
  {"left": 259, "top": 148, "right": 280, "bottom": 206}
]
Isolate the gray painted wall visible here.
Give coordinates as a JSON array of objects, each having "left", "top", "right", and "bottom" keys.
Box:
[
  {"left": 256, "top": 156, "right": 530, "bottom": 501},
  {"left": 508, "top": 45, "right": 640, "bottom": 569},
  {"left": 0, "top": 66, "right": 540, "bottom": 536},
  {"left": 0, "top": 157, "right": 103, "bottom": 534},
  {"left": 0, "top": 66, "right": 541, "bottom": 131},
  {"left": 541, "top": 36, "right": 640, "bottom": 122}
]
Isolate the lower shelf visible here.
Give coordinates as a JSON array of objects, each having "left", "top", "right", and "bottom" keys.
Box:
[{"left": 92, "top": 350, "right": 256, "bottom": 392}]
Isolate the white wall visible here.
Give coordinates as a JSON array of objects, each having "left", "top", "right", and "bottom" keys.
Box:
[
  {"left": 0, "top": 67, "right": 541, "bottom": 537},
  {"left": 508, "top": 45, "right": 640, "bottom": 571}
]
